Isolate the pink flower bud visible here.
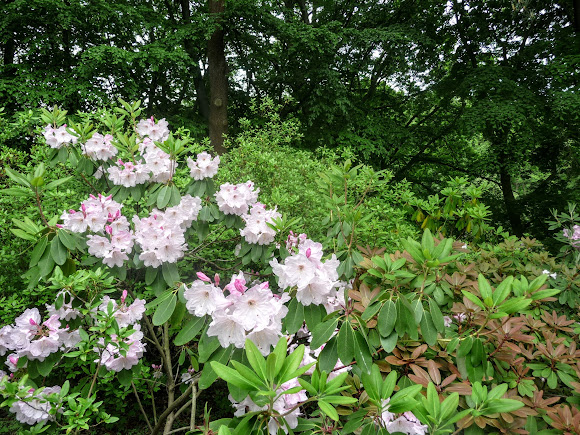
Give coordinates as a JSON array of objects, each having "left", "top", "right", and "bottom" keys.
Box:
[
  {"left": 196, "top": 272, "right": 211, "bottom": 282},
  {"left": 9, "top": 356, "right": 18, "bottom": 366},
  {"left": 234, "top": 280, "right": 245, "bottom": 293},
  {"left": 306, "top": 248, "right": 312, "bottom": 258},
  {"left": 90, "top": 194, "right": 97, "bottom": 199},
  {"left": 214, "top": 274, "right": 220, "bottom": 287},
  {"left": 121, "top": 290, "right": 128, "bottom": 304},
  {"left": 29, "top": 318, "right": 37, "bottom": 326},
  {"left": 105, "top": 225, "right": 113, "bottom": 235},
  {"left": 56, "top": 224, "right": 63, "bottom": 228},
  {"left": 69, "top": 209, "right": 76, "bottom": 214}
]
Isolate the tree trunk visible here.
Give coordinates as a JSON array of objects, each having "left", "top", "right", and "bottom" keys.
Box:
[
  {"left": 499, "top": 163, "right": 523, "bottom": 237},
  {"left": 207, "top": 0, "right": 228, "bottom": 154},
  {"left": 180, "top": 0, "right": 210, "bottom": 122}
]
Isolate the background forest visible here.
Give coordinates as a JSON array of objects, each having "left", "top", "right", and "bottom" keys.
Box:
[
  {"left": 1, "top": 1, "right": 580, "bottom": 434},
  {"left": 1, "top": 0, "right": 579, "bottom": 240}
]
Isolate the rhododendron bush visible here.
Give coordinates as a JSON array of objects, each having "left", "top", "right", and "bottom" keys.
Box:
[{"left": 1, "top": 101, "right": 579, "bottom": 435}]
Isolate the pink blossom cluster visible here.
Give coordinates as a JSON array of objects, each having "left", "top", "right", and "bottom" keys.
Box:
[
  {"left": 184, "top": 272, "right": 290, "bottom": 355},
  {"left": 215, "top": 181, "right": 259, "bottom": 216},
  {"left": 286, "top": 231, "right": 307, "bottom": 250},
  {"left": 380, "top": 398, "right": 428, "bottom": 435},
  {"left": 9, "top": 386, "right": 62, "bottom": 425},
  {"left": 81, "top": 132, "right": 118, "bottom": 161},
  {"left": 87, "top": 225, "right": 134, "bottom": 268},
  {"left": 563, "top": 225, "right": 580, "bottom": 248},
  {"left": 187, "top": 151, "right": 220, "bottom": 180},
  {"left": 0, "top": 308, "right": 80, "bottom": 367},
  {"left": 136, "top": 116, "right": 170, "bottom": 142},
  {"left": 96, "top": 325, "right": 145, "bottom": 372},
  {"left": 46, "top": 291, "right": 81, "bottom": 321},
  {"left": 107, "top": 159, "right": 150, "bottom": 187},
  {"left": 270, "top": 239, "right": 343, "bottom": 309},
  {"left": 140, "top": 138, "right": 175, "bottom": 183},
  {"left": 99, "top": 291, "right": 145, "bottom": 328},
  {"left": 60, "top": 194, "right": 123, "bottom": 233},
  {"left": 96, "top": 291, "right": 146, "bottom": 372},
  {"left": 43, "top": 125, "right": 78, "bottom": 149},
  {"left": 230, "top": 377, "right": 304, "bottom": 434},
  {"left": 132, "top": 195, "right": 202, "bottom": 267},
  {"left": 240, "top": 203, "right": 281, "bottom": 245}
]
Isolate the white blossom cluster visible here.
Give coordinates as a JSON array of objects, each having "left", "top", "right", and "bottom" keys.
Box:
[
  {"left": 240, "top": 203, "right": 281, "bottom": 245},
  {"left": 136, "top": 116, "right": 170, "bottom": 142},
  {"left": 184, "top": 272, "right": 290, "bottom": 355},
  {"left": 0, "top": 308, "right": 80, "bottom": 365},
  {"left": 9, "top": 386, "right": 62, "bottom": 425},
  {"left": 43, "top": 124, "right": 78, "bottom": 149},
  {"left": 106, "top": 159, "right": 151, "bottom": 188},
  {"left": 187, "top": 151, "right": 220, "bottom": 180},
  {"left": 270, "top": 238, "right": 344, "bottom": 310},
  {"left": 60, "top": 193, "right": 124, "bottom": 233},
  {"left": 132, "top": 194, "right": 202, "bottom": 267},
  {"left": 81, "top": 132, "right": 118, "bottom": 161},
  {"left": 380, "top": 398, "right": 428, "bottom": 435},
  {"left": 215, "top": 181, "right": 259, "bottom": 216}
]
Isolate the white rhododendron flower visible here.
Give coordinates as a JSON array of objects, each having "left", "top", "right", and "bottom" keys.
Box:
[
  {"left": 187, "top": 151, "right": 220, "bottom": 180},
  {"left": 9, "top": 386, "right": 62, "bottom": 425},
  {"left": 43, "top": 125, "right": 77, "bottom": 149}
]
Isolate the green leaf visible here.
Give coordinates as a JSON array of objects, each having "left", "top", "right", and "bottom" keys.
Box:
[
  {"left": 117, "top": 369, "right": 133, "bottom": 387},
  {"left": 362, "top": 301, "right": 382, "bottom": 321},
  {"left": 492, "top": 276, "right": 513, "bottom": 306},
  {"left": 244, "top": 339, "right": 267, "bottom": 382},
  {"left": 318, "top": 336, "right": 339, "bottom": 373},
  {"left": 230, "top": 361, "right": 265, "bottom": 389},
  {"left": 152, "top": 293, "right": 177, "bottom": 326},
  {"left": 198, "top": 346, "right": 233, "bottom": 390},
  {"left": 198, "top": 333, "right": 220, "bottom": 363},
  {"left": 420, "top": 312, "right": 438, "bottom": 346},
  {"left": 174, "top": 316, "right": 206, "bottom": 346},
  {"left": 462, "top": 291, "right": 485, "bottom": 309},
  {"left": 377, "top": 300, "right": 396, "bottom": 337},
  {"left": 45, "top": 176, "right": 73, "bottom": 190},
  {"left": 156, "top": 185, "right": 171, "bottom": 209},
  {"left": 303, "top": 303, "right": 325, "bottom": 330},
  {"left": 284, "top": 299, "right": 304, "bottom": 335},
  {"left": 277, "top": 344, "right": 305, "bottom": 384},
  {"left": 10, "top": 228, "right": 36, "bottom": 241},
  {"left": 318, "top": 400, "right": 339, "bottom": 421},
  {"left": 162, "top": 262, "right": 180, "bottom": 287},
  {"left": 428, "top": 298, "right": 445, "bottom": 333},
  {"left": 477, "top": 274, "right": 493, "bottom": 302},
  {"left": 58, "top": 230, "right": 77, "bottom": 252},
  {"left": 211, "top": 362, "right": 258, "bottom": 390},
  {"left": 50, "top": 237, "right": 67, "bottom": 265},
  {"left": 480, "top": 399, "right": 524, "bottom": 415},
  {"left": 29, "top": 237, "right": 48, "bottom": 267},
  {"left": 457, "top": 336, "right": 473, "bottom": 357},
  {"left": 354, "top": 330, "right": 372, "bottom": 374},
  {"left": 310, "top": 318, "right": 339, "bottom": 350},
  {"left": 380, "top": 331, "right": 398, "bottom": 353},
  {"left": 337, "top": 321, "right": 355, "bottom": 365}
]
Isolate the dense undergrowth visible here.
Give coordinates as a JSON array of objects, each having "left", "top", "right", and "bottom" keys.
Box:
[{"left": 0, "top": 102, "right": 578, "bottom": 435}]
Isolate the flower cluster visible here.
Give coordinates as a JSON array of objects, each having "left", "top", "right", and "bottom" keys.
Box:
[
  {"left": 96, "top": 291, "right": 146, "bottom": 372},
  {"left": 140, "top": 138, "right": 175, "bottom": 183},
  {"left": 240, "top": 203, "right": 281, "bottom": 245},
  {"left": 107, "top": 159, "right": 150, "bottom": 187},
  {"left": 136, "top": 117, "right": 170, "bottom": 142},
  {"left": 43, "top": 125, "right": 77, "bottom": 149},
  {"left": 270, "top": 238, "right": 343, "bottom": 310},
  {"left": 563, "top": 225, "right": 580, "bottom": 248},
  {"left": 60, "top": 194, "right": 123, "bottom": 234},
  {"left": 133, "top": 195, "right": 202, "bottom": 267},
  {"left": 82, "top": 132, "right": 118, "bottom": 161},
  {"left": 380, "top": 399, "right": 428, "bottom": 435},
  {"left": 9, "top": 386, "right": 62, "bottom": 425},
  {"left": 215, "top": 181, "right": 259, "bottom": 216},
  {"left": 187, "top": 151, "right": 220, "bottom": 180},
  {"left": 99, "top": 290, "right": 145, "bottom": 328},
  {"left": 0, "top": 308, "right": 80, "bottom": 365},
  {"left": 184, "top": 272, "right": 289, "bottom": 355}
]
